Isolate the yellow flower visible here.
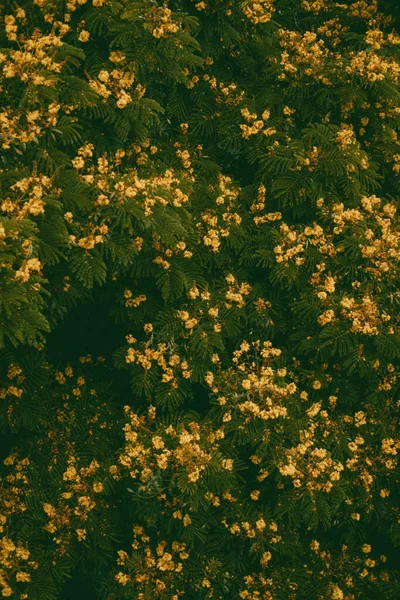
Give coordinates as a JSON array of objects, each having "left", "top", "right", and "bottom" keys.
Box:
[
  {"left": 260, "top": 551, "right": 272, "bottom": 566},
  {"left": 76, "top": 528, "right": 87, "bottom": 541},
  {"left": 330, "top": 584, "right": 344, "bottom": 600},
  {"left": 115, "top": 572, "right": 130, "bottom": 585},
  {"left": 78, "top": 30, "right": 90, "bottom": 42},
  {"left": 15, "top": 572, "right": 31, "bottom": 582},
  {"left": 222, "top": 459, "right": 234, "bottom": 471}
]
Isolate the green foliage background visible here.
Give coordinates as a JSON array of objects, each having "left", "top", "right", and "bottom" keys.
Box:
[{"left": 0, "top": 0, "right": 399, "bottom": 599}]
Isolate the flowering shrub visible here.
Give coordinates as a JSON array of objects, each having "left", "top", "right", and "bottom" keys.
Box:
[{"left": 0, "top": 1, "right": 399, "bottom": 599}]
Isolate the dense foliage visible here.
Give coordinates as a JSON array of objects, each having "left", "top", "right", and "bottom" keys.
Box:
[{"left": 0, "top": 0, "right": 399, "bottom": 599}]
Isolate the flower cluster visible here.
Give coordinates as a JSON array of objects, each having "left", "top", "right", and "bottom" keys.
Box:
[
  {"left": 278, "top": 424, "right": 345, "bottom": 493},
  {"left": 205, "top": 339, "right": 294, "bottom": 426},
  {"left": 116, "top": 405, "right": 226, "bottom": 488},
  {"left": 125, "top": 336, "right": 191, "bottom": 389},
  {"left": 250, "top": 184, "right": 282, "bottom": 225},
  {"left": 202, "top": 75, "right": 245, "bottom": 107},
  {"left": 113, "top": 525, "right": 190, "bottom": 597},
  {"left": 242, "top": 0, "right": 274, "bottom": 25},
  {"left": 345, "top": 50, "right": 400, "bottom": 84},
  {"left": 0, "top": 534, "right": 35, "bottom": 598},
  {"left": 196, "top": 174, "right": 242, "bottom": 252},
  {"left": 278, "top": 29, "right": 330, "bottom": 83},
  {"left": 224, "top": 273, "right": 252, "bottom": 309},
  {"left": 148, "top": 7, "right": 181, "bottom": 39},
  {"left": 2, "top": 172, "right": 56, "bottom": 221},
  {"left": 239, "top": 106, "right": 275, "bottom": 139},
  {"left": 273, "top": 221, "right": 335, "bottom": 267},
  {"left": 41, "top": 454, "right": 104, "bottom": 550},
  {"left": 339, "top": 295, "right": 389, "bottom": 336},
  {"left": 88, "top": 54, "right": 142, "bottom": 109},
  {"left": 0, "top": 12, "right": 74, "bottom": 150},
  {"left": 0, "top": 454, "right": 37, "bottom": 598},
  {"left": 66, "top": 148, "right": 192, "bottom": 264}
]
